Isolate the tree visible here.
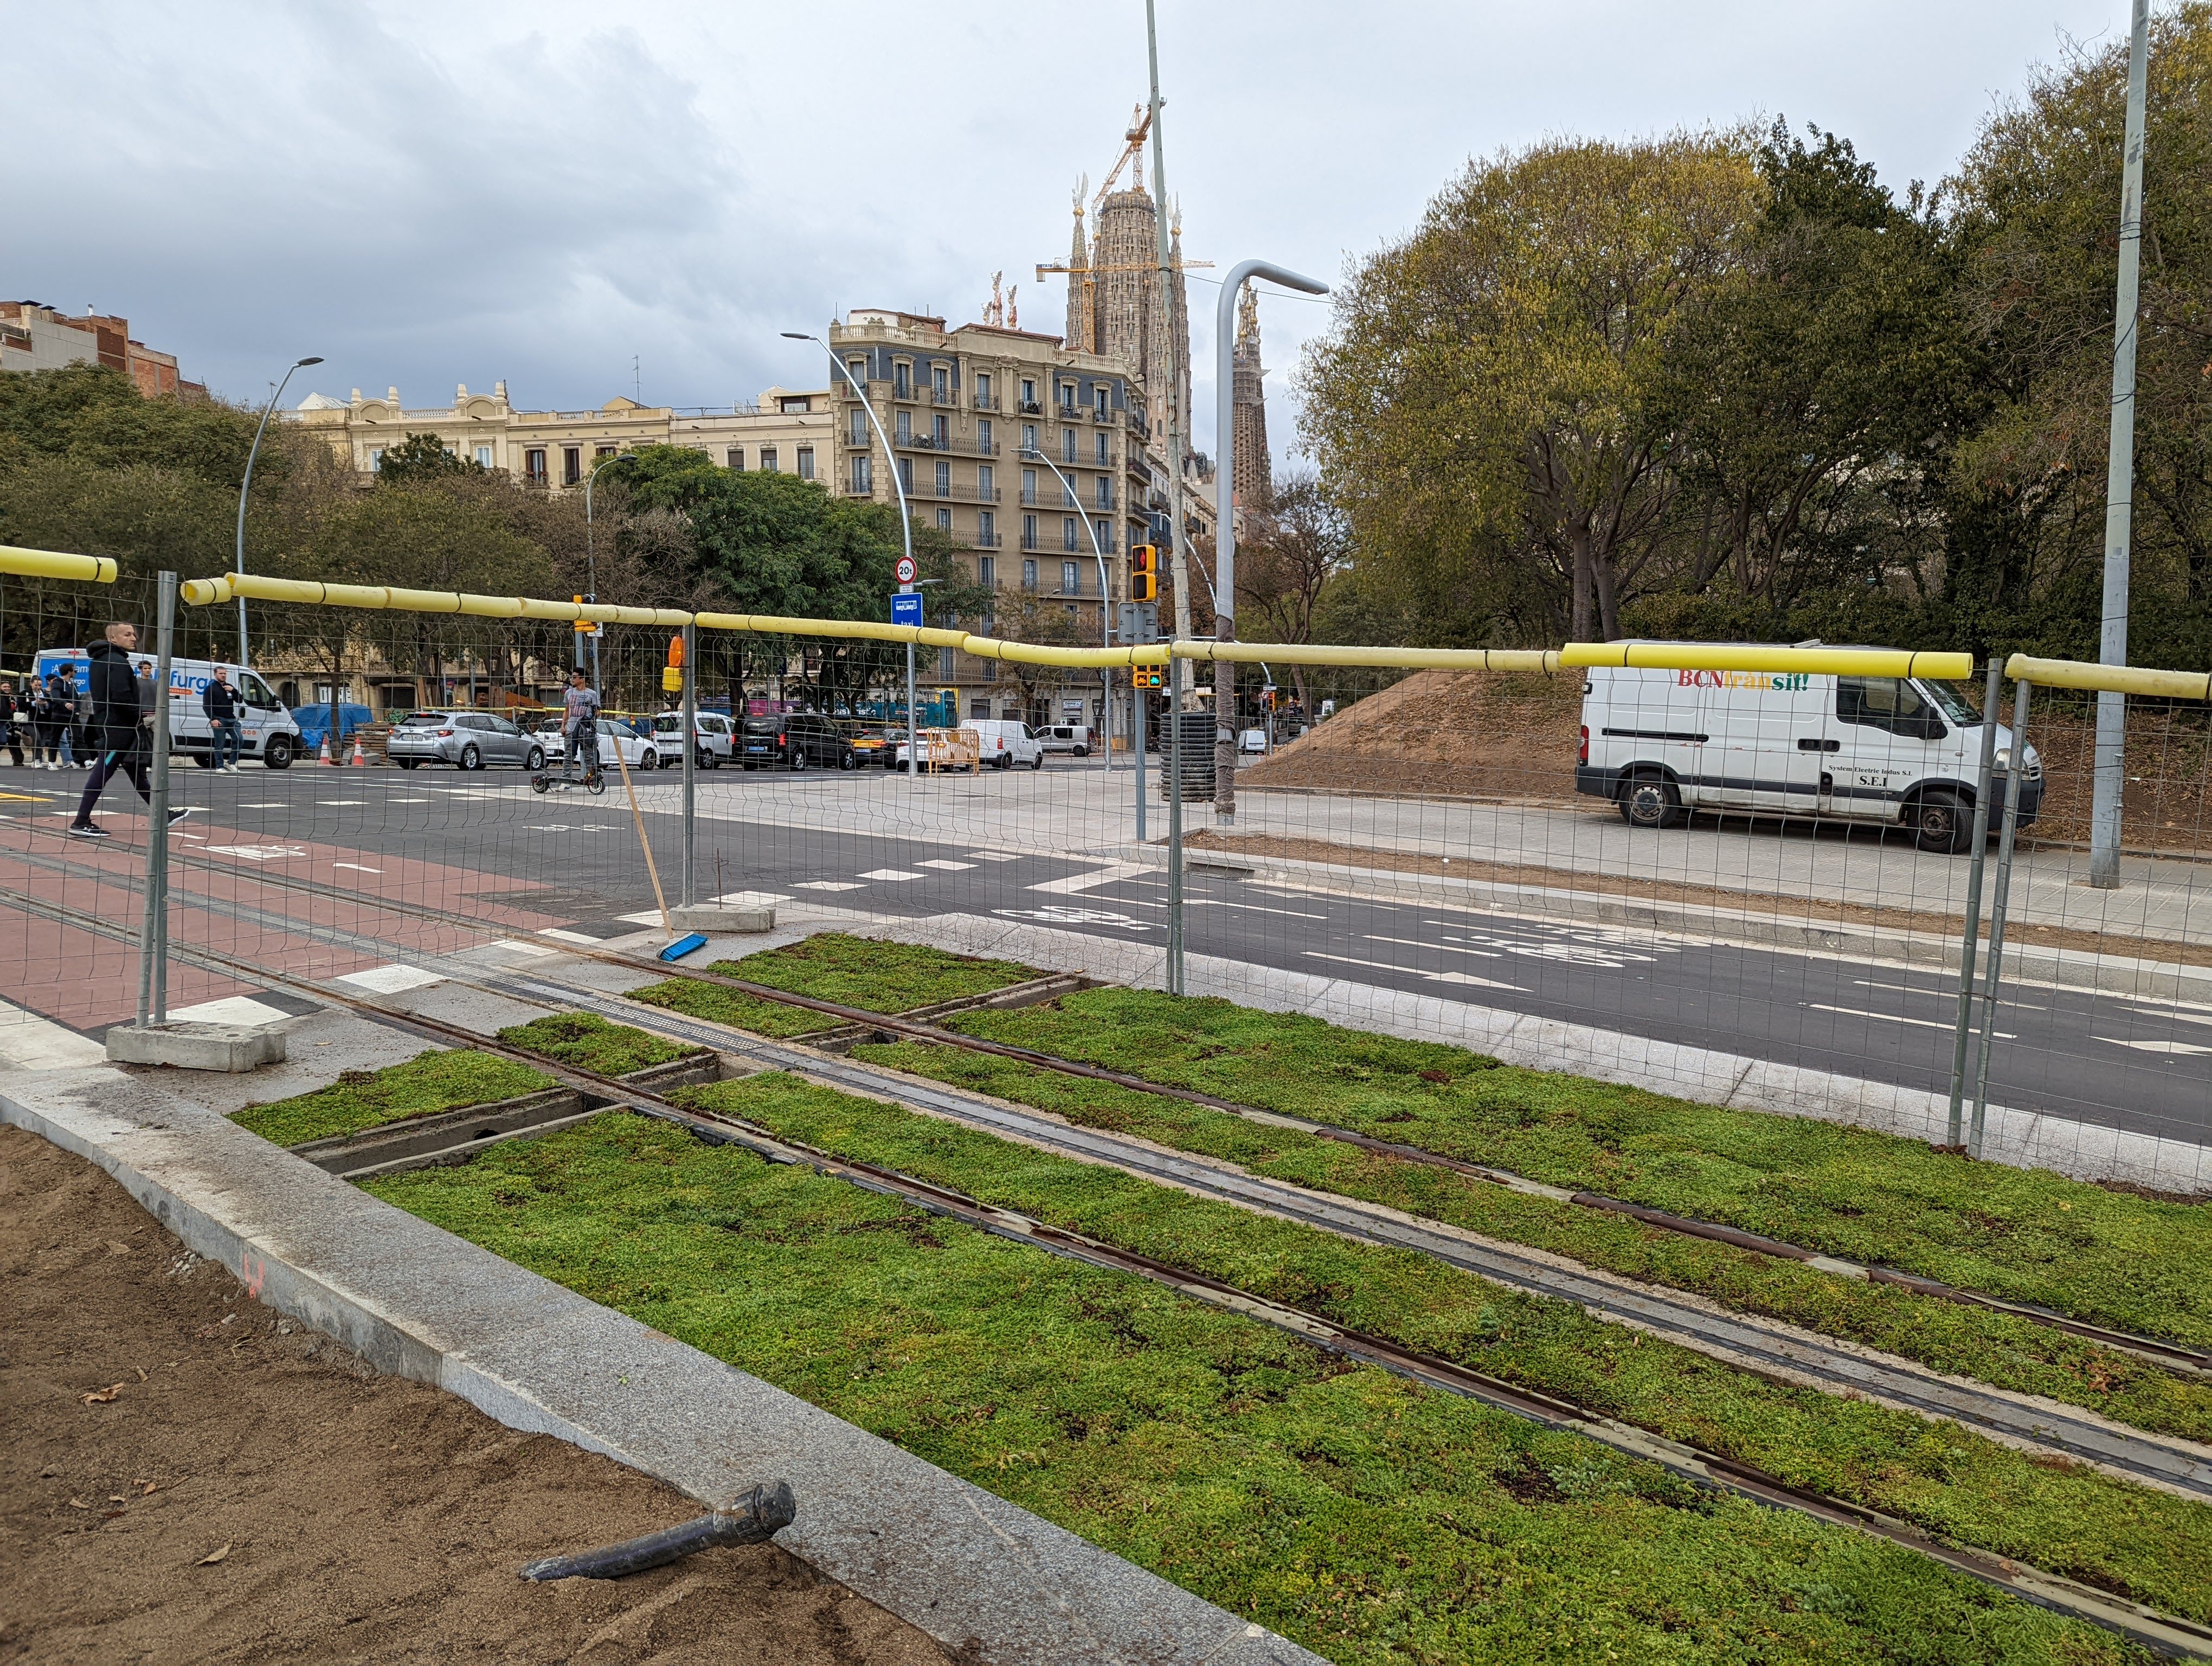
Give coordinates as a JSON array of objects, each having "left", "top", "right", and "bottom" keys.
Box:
[
  {"left": 987, "top": 589, "right": 1085, "bottom": 720},
  {"left": 1236, "top": 467, "right": 1348, "bottom": 713},
  {"left": 1302, "top": 133, "right": 1764, "bottom": 643},
  {"left": 375, "top": 430, "right": 484, "bottom": 484}
]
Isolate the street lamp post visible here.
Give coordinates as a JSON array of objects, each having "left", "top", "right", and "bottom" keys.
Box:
[
  {"left": 785, "top": 331, "right": 919, "bottom": 780},
  {"left": 1020, "top": 447, "right": 1113, "bottom": 776},
  {"left": 235, "top": 355, "right": 322, "bottom": 667},
  {"left": 1212, "top": 264, "right": 1327, "bottom": 823},
  {"left": 581, "top": 450, "right": 632, "bottom": 699}
]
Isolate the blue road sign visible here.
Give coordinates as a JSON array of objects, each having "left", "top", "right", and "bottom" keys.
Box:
[{"left": 891, "top": 592, "right": 923, "bottom": 627}]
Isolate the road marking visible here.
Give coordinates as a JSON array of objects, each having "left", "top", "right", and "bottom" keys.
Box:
[
  {"left": 491, "top": 939, "right": 557, "bottom": 958},
  {"left": 536, "top": 927, "right": 602, "bottom": 945},
  {"left": 1804, "top": 1003, "right": 2015, "bottom": 1038},
  {"left": 1365, "top": 933, "right": 1503, "bottom": 957},
  {"left": 916, "top": 859, "right": 977, "bottom": 872},
  {"left": 1026, "top": 862, "right": 1146, "bottom": 894},
  {"left": 858, "top": 868, "right": 924, "bottom": 882},
  {"left": 966, "top": 851, "right": 1025, "bottom": 861},
  {"left": 992, "top": 905, "right": 1153, "bottom": 930},
  {"left": 335, "top": 963, "right": 444, "bottom": 995},
  {"left": 332, "top": 862, "right": 383, "bottom": 874},
  {"left": 715, "top": 890, "right": 792, "bottom": 907},
  {"left": 317, "top": 799, "right": 365, "bottom": 806},
  {"left": 388, "top": 796, "right": 431, "bottom": 802},
  {"left": 2136, "top": 1007, "right": 2212, "bottom": 1027},
  {"left": 1301, "top": 951, "right": 1526, "bottom": 991},
  {"left": 204, "top": 844, "right": 308, "bottom": 862},
  {"left": 2094, "top": 1035, "right": 2212, "bottom": 1056},
  {"left": 794, "top": 880, "right": 867, "bottom": 892},
  {"left": 236, "top": 802, "right": 288, "bottom": 809},
  {"left": 0, "top": 997, "right": 107, "bottom": 1072},
  {"left": 0, "top": 791, "right": 54, "bottom": 802}
]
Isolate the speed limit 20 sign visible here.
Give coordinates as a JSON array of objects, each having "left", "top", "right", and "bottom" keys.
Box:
[{"left": 895, "top": 555, "right": 918, "bottom": 586}]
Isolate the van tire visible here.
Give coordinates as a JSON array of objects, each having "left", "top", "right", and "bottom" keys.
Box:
[
  {"left": 1911, "top": 790, "right": 1971, "bottom": 854},
  {"left": 1617, "top": 773, "right": 1684, "bottom": 829},
  {"left": 262, "top": 736, "right": 294, "bottom": 770}
]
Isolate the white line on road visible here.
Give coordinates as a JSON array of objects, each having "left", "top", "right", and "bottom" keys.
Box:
[
  {"left": 1804, "top": 1003, "right": 2015, "bottom": 1038},
  {"left": 858, "top": 868, "right": 924, "bottom": 882},
  {"left": 332, "top": 862, "right": 383, "bottom": 874},
  {"left": 1026, "top": 862, "right": 1146, "bottom": 894},
  {"left": 335, "top": 963, "right": 444, "bottom": 995},
  {"left": 2094, "top": 1035, "right": 2212, "bottom": 1056},
  {"left": 916, "top": 859, "right": 977, "bottom": 872},
  {"left": 1302, "top": 951, "right": 1526, "bottom": 991},
  {"left": 794, "top": 881, "right": 867, "bottom": 892},
  {"left": 1364, "top": 933, "right": 1504, "bottom": 958},
  {"left": 536, "top": 927, "right": 602, "bottom": 945}
]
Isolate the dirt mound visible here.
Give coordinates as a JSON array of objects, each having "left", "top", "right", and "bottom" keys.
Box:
[{"left": 1242, "top": 668, "right": 1585, "bottom": 800}]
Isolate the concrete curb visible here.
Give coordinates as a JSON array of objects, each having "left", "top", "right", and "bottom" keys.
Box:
[
  {"left": 828, "top": 909, "right": 2212, "bottom": 1197},
  {"left": 0, "top": 1065, "right": 1320, "bottom": 1666}
]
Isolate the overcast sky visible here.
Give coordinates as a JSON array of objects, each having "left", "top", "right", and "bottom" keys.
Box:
[{"left": 8, "top": 0, "right": 2122, "bottom": 469}]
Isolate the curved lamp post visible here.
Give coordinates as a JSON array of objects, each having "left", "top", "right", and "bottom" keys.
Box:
[
  {"left": 784, "top": 330, "right": 920, "bottom": 777},
  {"left": 1020, "top": 445, "right": 1113, "bottom": 773},
  {"left": 1212, "top": 262, "right": 1326, "bottom": 821},
  {"left": 581, "top": 450, "right": 633, "bottom": 699},
  {"left": 235, "top": 355, "right": 322, "bottom": 665}
]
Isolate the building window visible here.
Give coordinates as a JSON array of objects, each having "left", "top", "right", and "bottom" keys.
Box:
[
  {"left": 525, "top": 448, "right": 546, "bottom": 484},
  {"left": 1095, "top": 518, "right": 1113, "bottom": 553},
  {"left": 563, "top": 447, "right": 582, "bottom": 485},
  {"left": 899, "top": 456, "right": 915, "bottom": 495},
  {"left": 796, "top": 446, "right": 813, "bottom": 480},
  {"left": 475, "top": 444, "right": 494, "bottom": 469},
  {"left": 846, "top": 358, "right": 866, "bottom": 388},
  {"left": 1096, "top": 432, "right": 1109, "bottom": 465},
  {"left": 977, "top": 464, "right": 993, "bottom": 499},
  {"left": 849, "top": 408, "right": 867, "bottom": 445},
  {"left": 1096, "top": 476, "right": 1112, "bottom": 510},
  {"left": 1022, "top": 559, "right": 1038, "bottom": 590},
  {"left": 938, "top": 645, "right": 956, "bottom": 680},
  {"left": 896, "top": 408, "right": 912, "bottom": 443},
  {"left": 979, "top": 555, "right": 995, "bottom": 588},
  {"left": 1095, "top": 385, "right": 1110, "bottom": 416},
  {"left": 1020, "top": 377, "right": 1037, "bottom": 409},
  {"left": 850, "top": 455, "right": 870, "bottom": 492},
  {"left": 932, "top": 460, "right": 949, "bottom": 495},
  {"left": 932, "top": 365, "right": 948, "bottom": 400},
  {"left": 1021, "top": 422, "right": 1037, "bottom": 453},
  {"left": 1063, "top": 473, "right": 1078, "bottom": 508},
  {"left": 1022, "top": 514, "right": 1038, "bottom": 549},
  {"left": 726, "top": 447, "right": 745, "bottom": 470},
  {"left": 979, "top": 509, "right": 995, "bottom": 544},
  {"left": 1021, "top": 469, "right": 1036, "bottom": 505},
  {"left": 1063, "top": 428, "right": 1077, "bottom": 464},
  {"left": 762, "top": 446, "right": 779, "bottom": 473},
  {"left": 596, "top": 444, "right": 616, "bottom": 459},
  {"left": 1059, "top": 382, "right": 1076, "bottom": 410},
  {"left": 976, "top": 372, "right": 992, "bottom": 405},
  {"left": 893, "top": 362, "right": 911, "bottom": 399},
  {"left": 1062, "top": 559, "right": 1080, "bottom": 595},
  {"left": 780, "top": 395, "right": 812, "bottom": 413},
  {"left": 931, "top": 413, "right": 948, "bottom": 446},
  {"left": 971, "top": 696, "right": 991, "bottom": 718},
  {"left": 1063, "top": 517, "right": 1079, "bottom": 553},
  {"left": 979, "top": 418, "right": 994, "bottom": 452},
  {"left": 368, "top": 446, "right": 385, "bottom": 472}
]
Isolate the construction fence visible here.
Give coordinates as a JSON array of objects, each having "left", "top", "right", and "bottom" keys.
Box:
[{"left": 2, "top": 548, "right": 2209, "bottom": 1193}]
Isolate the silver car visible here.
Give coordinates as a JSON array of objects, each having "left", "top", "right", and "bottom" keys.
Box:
[
  {"left": 652, "top": 710, "right": 735, "bottom": 768},
  {"left": 386, "top": 709, "right": 546, "bottom": 771}
]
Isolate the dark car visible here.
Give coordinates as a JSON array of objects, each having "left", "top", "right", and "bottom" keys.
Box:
[{"left": 737, "top": 713, "right": 858, "bottom": 771}]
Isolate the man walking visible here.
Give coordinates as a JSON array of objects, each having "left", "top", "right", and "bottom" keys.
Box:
[
  {"left": 561, "top": 667, "right": 601, "bottom": 783},
  {"left": 203, "top": 667, "right": 243, "bottom": 772},
  {"left": 69, "top": 622, "right": 192, "bottom": 839}
]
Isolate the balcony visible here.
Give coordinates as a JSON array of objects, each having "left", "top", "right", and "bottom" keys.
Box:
[
  {"left": 895, "top": 432, "right": 999, "bottom": 457},
  {"left": 926, "top": 482, "right": 1002, "bottom": 503},
  {"left": 973, "top": 394, "right": 999, "bottom": 411},
  {"left": 925, "top": 387, "right": 957, "bottom": 406},
  {"left": 1020, "top": 533, "right": 1041, "bottom": 551},
  {"left": 1017, "top": 399, "right": 1043, "bottom": 415},
  {"left": 1092, "top": 405, "right": 1121, "bottom": 425},
  {"left": 970, "top": 531, "right": 1003, "bottom": 548}
]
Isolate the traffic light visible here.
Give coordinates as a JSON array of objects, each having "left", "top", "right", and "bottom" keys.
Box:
[
  {"left": 1131, "top": 666, "right": 1162, "bottom": 689},
  {"left": 661, "top": 633, "right": 685, "bottom": 694},
  {"left": 1129, "top": 544, "right": 1158, "bottom": 603}
]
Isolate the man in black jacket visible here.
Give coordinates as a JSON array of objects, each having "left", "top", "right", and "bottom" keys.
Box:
[
  {"left": 203, "top": 667, "right": 242, "bottom": 772},
  {"left": 69, "top": 623, "right": 192, "bottom": 838}
]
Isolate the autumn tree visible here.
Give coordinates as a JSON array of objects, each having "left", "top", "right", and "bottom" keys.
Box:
[{"left": 1235, "top": 467, "right": 1348, "bottom": 712}]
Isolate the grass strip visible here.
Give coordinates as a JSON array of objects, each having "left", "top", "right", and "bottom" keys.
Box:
[
  {"left": 853, "top": 1035, "right": 2212, "bottom": 1446},
  {"left": 368, "top": 1105, "right": 2149, "bottom": 1665},
  {"left": 671, "top": 1073, "right": 2212, "bottom": 1626},
  {"left": 626, "top": 931, "right": 1038, "bottom": 1038},
  {"left": 230, "top": 1049, "right": 551, "bottom": 1147},
  {"left": 496, "top": 1011, "right": 700, "bottom": 1076},
  {"left": 927, "top": 989, "right": 2212, "bottom": 1351}
]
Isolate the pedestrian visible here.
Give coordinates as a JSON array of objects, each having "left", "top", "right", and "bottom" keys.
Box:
[
  {"left": 203, "top": 667, "right": 243, "bottom": 773},
  {"left": 33, "top": 671, "right": 70, "bottom": 768},
  {"left": 69, "top": 622, "right": 192, "bottom": 839},
  {"left": 0, "top": 678, "right": 22, "bottom": 768},
  {"left": 135, "top": 659, "right": 158, "bottom": 730},
  {"left": 561, "top": 667, "right": 601, "bottom": 782}
]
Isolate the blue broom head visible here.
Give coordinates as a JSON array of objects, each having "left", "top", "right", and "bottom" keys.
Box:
[{"left": 660, "top": 932, "right": 710, "bottom": 963}]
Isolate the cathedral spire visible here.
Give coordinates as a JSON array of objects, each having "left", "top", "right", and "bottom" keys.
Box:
[
  {"left": 1063, "top": 177, "right": 1091, "bottom": 353},
  {"left": 1231, "top": 280, "right": 1271, "bottom": 509}
]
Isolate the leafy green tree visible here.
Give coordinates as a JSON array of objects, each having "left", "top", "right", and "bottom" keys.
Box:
[{"left": 375, "top": 430, "right": 484, "bottom": 484}]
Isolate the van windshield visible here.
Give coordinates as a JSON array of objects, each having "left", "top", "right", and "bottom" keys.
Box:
[{"left": 1921, "top": 681, "right": 1982, "bottom": 725}]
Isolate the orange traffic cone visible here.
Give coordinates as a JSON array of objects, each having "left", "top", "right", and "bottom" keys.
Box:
[
  {"left": 317, "top": 733, "right": 332, "bottom": 765},
  {"left": 349, "top": 737, "right": 367, "bottom": 766}
]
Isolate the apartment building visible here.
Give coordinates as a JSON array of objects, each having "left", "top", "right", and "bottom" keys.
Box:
[
  {"left": 670, "top": 387, "right": 831, "bottom": 483},
  {"left": 0, "top": 302, "right": 206, "bottom": 399}
]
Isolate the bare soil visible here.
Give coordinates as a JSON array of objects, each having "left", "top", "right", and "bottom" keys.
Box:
[{"left": 0, "top": 1125, "right": 951, "bottom": 1666}]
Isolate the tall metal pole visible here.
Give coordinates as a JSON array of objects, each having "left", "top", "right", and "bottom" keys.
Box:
[
  {"left": 137, "top": 573, "right": 178, "bottom": 1028},
  {"left": 1143, "top": 0, "right": 1196, "bottom": 697},
  {"left": 787, "top": 332, "right": 917, "bottom": 780},
  {"left": 1971, "top": 678, "right": 2035, "bottom": 1157},
  {"left": 1212, "top": 262, "right": 1329, "bottom": 824},
  {"left": 1024, "top": 445, "right": 1111, "bottom": 770},
  {"left": 234, "top": 356, "right": 320, "bottom": 668},
  {"left": 1167, "top": 654, "right": 1183, "bottom": 995},
  {"left": 2089, "top": 0, "right": 2152, "bottom": 890},
  {"left": 582, "top": 452, "right": 627, "bottom": 702},
  {"left": 680, "top": 620, "right": 697, "bottom": 909},
  {"left": 1945, "top": 658, "right": 2005, "bottom": 1145}
]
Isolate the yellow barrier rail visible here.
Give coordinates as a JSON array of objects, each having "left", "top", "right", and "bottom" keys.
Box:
[
  {"left": 1561, "top": 642, "right": 1973, "bottom": 680},
  {"left": 1173, "top": 642, "right": 1562, "bottom": 672},
  {"left": 1, "top": 545, "right": 118, "bottom": 585},
  {"left": 2003, "top": 653, "right": 2212, "bottom": 700}
]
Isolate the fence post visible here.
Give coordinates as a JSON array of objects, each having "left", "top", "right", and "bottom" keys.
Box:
[
  {"left": 1945, "top": 658, "right": 2005, "bottom": 1144},
  {"left": 1969, "top": 677, "right": 2033, "bottom": 1158},
  {"left": 680, "top": 621, "right": 697, "bottom": 909},
  {"left": 1134, "top": 675, "right": 1147, "bottom": 843},
  {"left": 1166, "top": 661, "right": 1183, "bottom": 995},
  {"left": 135, "top": 571, "right": 177, "bottom": 1027}
]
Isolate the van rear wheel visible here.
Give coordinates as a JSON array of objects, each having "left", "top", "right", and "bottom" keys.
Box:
[
  {"left": 1911, "top": 790, "right": 1972, "bottom": 854},
  {"left": 1618, "top": 773, "right": 1685, "bottom": 830}
]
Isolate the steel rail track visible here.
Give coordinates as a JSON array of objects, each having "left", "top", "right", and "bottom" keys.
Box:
[{"left": 6, "top": 881, "right": 2210, "bottom": 1655}]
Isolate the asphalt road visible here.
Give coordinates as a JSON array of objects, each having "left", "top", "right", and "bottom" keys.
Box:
[{"left": 16, "top": 761, "right": 2207, "bottom": 1148}]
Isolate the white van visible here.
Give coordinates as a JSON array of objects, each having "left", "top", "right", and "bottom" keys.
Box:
[
  {"left": 1038, "top": 723, "right": 1094, "bottom": 757},
  {"left": 1576, "top": 648, "right": 2042, "bottom": 852},
  {"left": 969, "top": 719, "right": 1045, "bottom": 770},
  {"left": 34, "top": 649, "right": 305, "bottom": 770}
]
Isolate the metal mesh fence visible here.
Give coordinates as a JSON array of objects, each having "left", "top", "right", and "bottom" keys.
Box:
[{"left": 1, "top": 560, "right": 2205, "bottom": 1194}]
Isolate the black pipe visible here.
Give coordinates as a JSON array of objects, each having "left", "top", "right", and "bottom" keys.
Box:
[{"left": 519, "top": 1480, "right": 796, "bottom": 1581}]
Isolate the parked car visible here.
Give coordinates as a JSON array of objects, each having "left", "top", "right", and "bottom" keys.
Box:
[
  {"left": 538, "top": 716, "right": 664, "bottom": 772},
  {"left": 385, "top": 709, "right": 546, "bottom": 771},
  {"left": 1238, "top": 728, "right": 1268, "bottom": 755},
  {"left": 738, "top": 712, "right": 858, "bottom": 771},
  {"left": 850, "top": 728, "right": 893, "bottom": 764},
  {"left": 1038, "top": 723, "right": 1095, "bottom": 757},
  {"left": 34, "top": 648, "right": 304, "bottom": 769},
  {"left": 968, "top": 719, "right": 1045, "bottom": 770},
  {"left": 1576, "top": 644, "right": 2042, "bottom": 852},
  {"left": 652, "top": 709, "right": 735, "bottom": 768}
]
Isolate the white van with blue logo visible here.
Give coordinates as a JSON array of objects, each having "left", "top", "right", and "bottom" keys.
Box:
[
  {"left": 1574, "top": 645, "right": 2041, "bottom": 853},
  {"left": 35, "top": 650, "right": 304, "bottom": 769}
]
